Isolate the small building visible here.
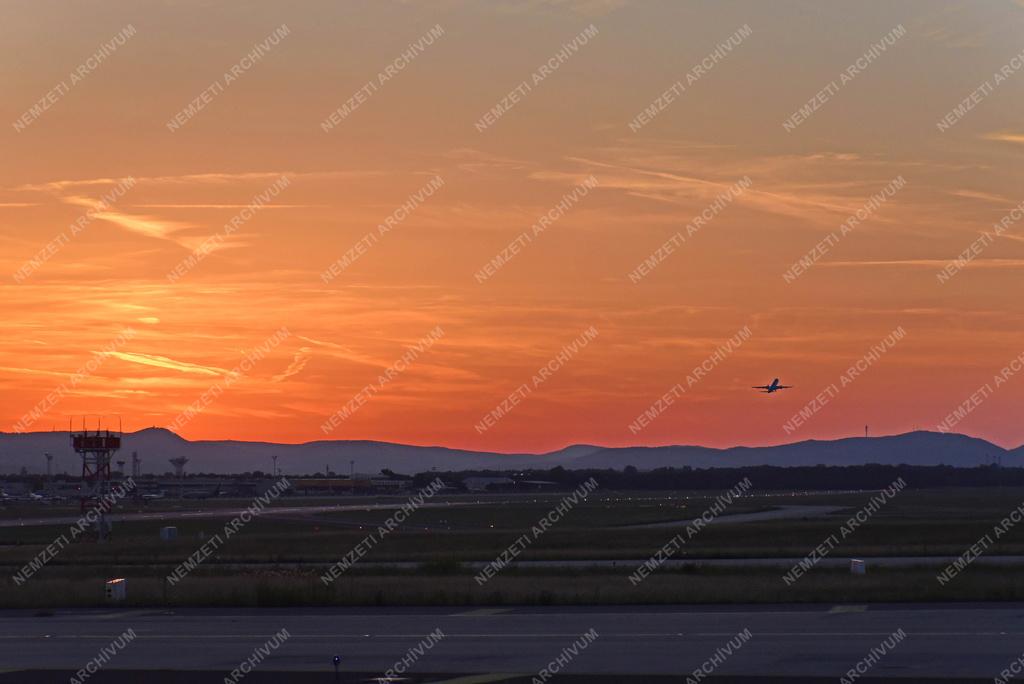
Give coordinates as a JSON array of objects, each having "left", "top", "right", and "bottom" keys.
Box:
[
  {"left": 463, "top": 476, "right": 514, "bottom": 492},
  {"left": 291, "top": 478, "right": 372, "bottom": 495},
  {"left": 370, "top": 477, "right": 411, "bottom": 491}
]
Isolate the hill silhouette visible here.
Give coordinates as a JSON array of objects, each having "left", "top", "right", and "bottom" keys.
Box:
[{"left": 0, "top": 429, "right": 1012, "bottom": 475}]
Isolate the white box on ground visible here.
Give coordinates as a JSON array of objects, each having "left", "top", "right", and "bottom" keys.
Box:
[
  {"left": 160, "top": 526, "right": 177, "bottom": 541},
  {"left": 105, "top": 578, "right": 127, "bottom": 602},
  {"left": 850, "top": 559, "right": 866, "bottom": 575}
]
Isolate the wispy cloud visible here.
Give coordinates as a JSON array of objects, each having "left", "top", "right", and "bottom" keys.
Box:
[
  {"left": 821, "top": 258, "right": 1024, "bottom": 269},
  {"left": 103, "top": 351, "right": 230, "bottom": 376},
  {"left": 547, "top": 152, "right": 871, "bottom": 225},
  {"left": 983, "top": 131, "right": 1024, "bottom": 145},
  {"left": 443, "top": 148, "right": 532, "bottom": 174},
  {"left": 494, "top": 0, "right": 628, "bottom": 16},
  {"left": 11, "top": 170, "right": 379, "bottom": 193},
  {"left": 61, "top": 194, "right": 198, "bottom": 249},
  {"left": 130, "top": 203, "right": 319, "bottom": 209},
  {"left": 272, "top": 347, "right": 313, "bottom": 382},
  {"left": 296, "top": 335, "right": 388, "bottom": 367},
  {"left": 949, "top": 189, "right": 1013, "bottom": 204},
  {"left": 0, "top": 365, "right": 77, "bottom": 379}
]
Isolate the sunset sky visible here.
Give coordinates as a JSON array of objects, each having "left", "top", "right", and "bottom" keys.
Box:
[{"left": 3, "top": 0, "right": 1024, "bottom": 452}]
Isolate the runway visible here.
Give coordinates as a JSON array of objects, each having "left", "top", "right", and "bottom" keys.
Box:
[
  {"left": 0, "top": 502, "right": 847, "bottom": 532},
  {"left": 1, "top": 603, "right": 1023, "bottom": 681},
  {"left": 616, "top": 504, "right": 846, "bottom": 528},
  {"left": 0, "top": 500, "right": 480, "bottom": 529}
]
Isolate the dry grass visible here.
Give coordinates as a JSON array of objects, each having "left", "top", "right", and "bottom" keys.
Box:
[{"left": 4, "top": 565, "right": 1024, "bottom": 608}]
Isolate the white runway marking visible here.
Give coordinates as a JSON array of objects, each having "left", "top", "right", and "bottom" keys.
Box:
[{"left": 828, "top": 605, "right": 868, "bottom": 613}]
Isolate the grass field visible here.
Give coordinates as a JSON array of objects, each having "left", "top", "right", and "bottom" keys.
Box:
[{"left": 2, "top": 487, "right": 1023, "bottom": 607}]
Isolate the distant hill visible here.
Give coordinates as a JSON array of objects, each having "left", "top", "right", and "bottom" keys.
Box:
[
  {"left": 570, "top": 432, "right": 1008, "bottom": 470},
  {"left": 0, "top": 429, "right": 1012, "bottom": 475},
  {"left": 0, "top": 428, "right": 562, "bottom": 476}
]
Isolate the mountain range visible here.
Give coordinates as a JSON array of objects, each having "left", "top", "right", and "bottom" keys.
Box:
[{"left": 0, "top": 429, "right": 1016, "bottom": 476}]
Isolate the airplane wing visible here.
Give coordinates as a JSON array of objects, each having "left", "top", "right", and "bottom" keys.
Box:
[
  {"left": 751, "top": 385, "right": 771, "bottom": 389},
  {"left": 776, "top": 385, "right": 793, "bottom": 389}
]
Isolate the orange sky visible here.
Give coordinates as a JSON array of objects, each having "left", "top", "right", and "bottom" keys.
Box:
[{"left": 3, "top": 0, "right": 1024, "bottom": 452}]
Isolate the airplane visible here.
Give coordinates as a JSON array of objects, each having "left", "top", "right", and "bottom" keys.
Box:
[
  {"left": 0, "top": 491, "right": 45, "bottom": 503},
  {"left": 141, "top": 491, "right": 165, "bottom": 501},
  {"left": 752, "top": 378, "right": 793, "bottom": 394}
]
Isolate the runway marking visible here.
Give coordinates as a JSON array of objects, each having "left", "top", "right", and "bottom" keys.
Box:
[
  {"left": 828, "top": 605, "right": 868, "bottom": 613},
  {"left": 92, "top": 610, "right": 150, "bottom": 620},
  {"left": 8, "top": 631, "right": 1024, "bottom": 639},
  {"left": 453, "top": 608, "right": 512, "bottom": 617},
  {"left": 430, "top": 676, "right": 519, "bottom": 684}
]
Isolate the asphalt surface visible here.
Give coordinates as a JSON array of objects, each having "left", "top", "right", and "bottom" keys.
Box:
[
  {"left": 0, "top": 500, "right": 480, "bottom": 528},
  {"left": 617, "top": 504, "right": 846, "bottom": 528},
  {"left": 8, "top": 555, "right": 1024, "bottom": 574},
  {"left": 1, "top": 603, "right": 1023, "bottom": 680},
  {"left": 0, "top": 500, "right": 848, "bottom": 529}
]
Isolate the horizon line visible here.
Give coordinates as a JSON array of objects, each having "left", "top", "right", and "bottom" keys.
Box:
[{"left": 1, "top": 427, "right": 1008, "bottom": 456}]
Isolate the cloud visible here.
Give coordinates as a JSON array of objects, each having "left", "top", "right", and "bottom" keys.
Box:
[
  {"left": 983, "top": 132, "right": 1024, "bottom": 145},
  {"left": 949, "top": 189, "right": 1013, "bottom": 204},
  {"left": 130, "top": 204, "right": 319, "bottom": 209},
  {"left": 272, "top": 347, "right": 312, "bottom": 382},
  {"left": 0, "top": 366, "right": 76, "bottom": 379},
  {"left": 821, "top": 258, "right": 1024, "bottom": 269},
  {"left": 401, "top": 0, "right": 628, "bottom": 16},
  {"left": 60, "top": 194, "right": 199, "bottom": 249},
  {"left": 8, "top": 171, "right": 375, "bottom": 253},
  {"left": 11, "top": 170, "right": 380, "bottom": 193},
  {"left": 296, "top": 335, "right": 388, "bottom": 367},
  {"left": 494, "top": 0, "right": 629, "bottom": 16},
  {"left": 547, "top": 153, "right": 871, "bottom": 226},
  {"left": 443, "top": 148, "right": 532, "bottom": 174},
  {"left": 103, "top": 351, "right": 230, "bottom": 376}
]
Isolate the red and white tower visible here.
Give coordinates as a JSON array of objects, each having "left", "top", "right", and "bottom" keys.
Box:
[{"left": 71, "top": 419, "right": 122, "bottom": 539}]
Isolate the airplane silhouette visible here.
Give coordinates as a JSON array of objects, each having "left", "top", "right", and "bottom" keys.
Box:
[{"left": 752, "top": 378, "right": 792, "bottom": 393}]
